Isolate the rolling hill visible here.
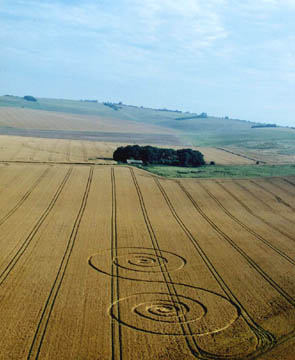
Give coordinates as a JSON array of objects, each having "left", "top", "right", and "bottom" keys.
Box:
[{"left": 1, "top": 95, "right": 295, "bottom": 163}]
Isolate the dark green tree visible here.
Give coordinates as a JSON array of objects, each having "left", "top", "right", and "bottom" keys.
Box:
[{"left": 113, "top": 145, "right": 205, "bottom": 167}]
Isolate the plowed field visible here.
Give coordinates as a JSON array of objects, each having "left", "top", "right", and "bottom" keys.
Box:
[{"left": 0, "top": 162, "right": 295, "bottom": 359}]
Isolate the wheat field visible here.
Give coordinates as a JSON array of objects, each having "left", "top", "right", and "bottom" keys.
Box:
[
  {"left": 0, "top": 135, "right": 256, "bottom": 165},
  {"left": 0, "top": 160, "right": 294, "bottom": 359}
]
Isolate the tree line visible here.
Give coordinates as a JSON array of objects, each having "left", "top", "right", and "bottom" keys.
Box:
[
  {"left": 113, "top": 145, "right": 205, "bottom": 167},
  {"left": 251, "top": 124, "right": 276, "bottom": 128}
]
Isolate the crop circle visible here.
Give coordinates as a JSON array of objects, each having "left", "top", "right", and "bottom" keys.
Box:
[
  {"left": 109, "top": 285, "right": 239, "bottom": 336},
  {"left": 89, "top": 247, "right": 186, "bottom": 279}
]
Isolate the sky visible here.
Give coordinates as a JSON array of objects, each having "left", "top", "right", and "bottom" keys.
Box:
[{"left": 0, "top": 0, "right": 294, "bottom": 125}]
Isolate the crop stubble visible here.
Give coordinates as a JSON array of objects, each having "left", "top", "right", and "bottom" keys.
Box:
[{"left": 0, "top": 165, "right": 295, "bottom": 359}]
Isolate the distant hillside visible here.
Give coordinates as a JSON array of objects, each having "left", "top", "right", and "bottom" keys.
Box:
[
  {"left": 0, "top": 95, "right": 188, "bottom": 125},
  {"left": 0, "top": 95, "right": 254, "bottom": 129},
  {"left": 1, "top": 95, "right": 292, "bottom": 148}
]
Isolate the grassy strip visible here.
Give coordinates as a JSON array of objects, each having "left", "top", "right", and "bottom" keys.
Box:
[{"left": 137, "top": 164, "right": 295, "bottom": 179}]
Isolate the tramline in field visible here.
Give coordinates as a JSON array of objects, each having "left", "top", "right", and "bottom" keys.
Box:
[{"left": 0, "top": 163, "right": 295, "bottom": 359}]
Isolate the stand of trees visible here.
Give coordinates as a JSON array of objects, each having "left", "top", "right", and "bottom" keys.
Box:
[
  {"left": 23, "top": 95, "right": 37, "bottom": 102},
  {"left": 113, "top": 145, "right": 205, "bottom": 167},
  {"left": 103, "top": 102, "right": 121, "bottom": 110}
]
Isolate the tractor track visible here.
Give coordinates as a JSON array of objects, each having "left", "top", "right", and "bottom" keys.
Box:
[
  {"left": 130, "top": 168, "right": 209, "bottom": 359},
  {"left": 0, "top": 168, "right": 73, "bottom": 286},
  {"left": 264, "top": 178, "right": 295, "bottom": 200},
  {"left": 0, "top": 167, "right": 50, "bottom": 227},
  {"left": 154, "top": 177, "right": 275, "bottom": 357},
  {"left": 197, "top": 181, "right": 295, "bottom": 266},
  {"left": 177, "top": 181, "right": 295, "bottom": 307},
  {"left": 249, "top": 179, "right": 295, "bottom": 212},
  {"left": 27, "top": 167, "right": 93, "bottom": 360},
  {"left": 282, "top": 177, "right": 295, "bottom": 188},
  {"left": 110, "top": 168, "right": 123, "bottom": 360},
  {"left": 220, "top": 181, "right": 295, "bottom": 241}
]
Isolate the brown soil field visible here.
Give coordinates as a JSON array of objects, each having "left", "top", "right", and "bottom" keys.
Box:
[
  {"left": 0, "top": 135, "right": 255, "bottom": 165},
  {"left": 0, "top": 162, "right": 295, "bottom": 359}
]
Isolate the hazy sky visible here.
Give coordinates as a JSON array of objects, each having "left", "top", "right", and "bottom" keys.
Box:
[{"left": 1, "top": 0, "right": 294, "bottom": 125}]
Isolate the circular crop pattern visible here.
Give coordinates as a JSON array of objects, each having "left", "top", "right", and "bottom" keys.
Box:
[
  {"left": 113, "top": 252, "right": 170, "bottom": 273},
  {"left": 131, "top": 293, "right": 205, "bottom": 324},
  {"left": 110, "top": 285, "right": 239, "bottom": 336},
  {"left": 89, "top": 247, "right": 186, "bottom": 280}
]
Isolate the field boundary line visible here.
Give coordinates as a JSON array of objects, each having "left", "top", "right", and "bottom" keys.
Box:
[
  {"left": 0, "top": 167, "right": 72, "bottom": 285},
  {"left": 0, "top": 160, "right": 93, "bottom": 166},
  {"left": 215, "top": 147, "right": 265, "bottom": 164},
  {"left": 26, "top": 167, "right": 93, "bottom": 360},
  {"left": 0, "top": 167, "right": 50, "bottom": 227}
]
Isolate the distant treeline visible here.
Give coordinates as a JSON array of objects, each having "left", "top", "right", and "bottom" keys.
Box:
[
  {"left": 103, "top": 102, "right": 122, "bottom": 111},
  {"left": 23, "top": 95, "right": 37, "bottom": 102},
  {"left": 113, "top": 145, "right": 205, "bottom": 167},
  {"left": 175, "top": 112, "right": 208, "bottom": 120},
  {"left": 251, "top": 124, "right": 277, "bottom": 128},
  {"left": 80, "top": 99, "right": 98, "bottom": 103},
  {"left": 155, "top": 108, "right": 182, "bottom": 113}
]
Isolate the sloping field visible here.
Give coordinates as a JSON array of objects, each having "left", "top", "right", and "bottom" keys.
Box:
[
  {"left": 0, "top": 163, "right": 295, "bottom": 359},
  {"left": 225, "top": 146, "right": 295, "bottom": 165},
  {"left": 0, "top": 135, "right": 255, "bottom": 165},
  {"left": 1, "top": 104, "right": 293, "bottom": 165},
  {"left": 0, "top": 135, "right": 118, "bottom": 163},
  {"left": 194, "top": 147, "right": 256, "bottom": 165},
  {"left": 0, "top": 107, "right": 177, "bottom": 134},
  {"left": 1, "top": 97, "right": 295, "bottom": 165}
]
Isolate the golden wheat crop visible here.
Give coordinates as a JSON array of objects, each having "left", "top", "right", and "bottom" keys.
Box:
[{"left": 0, "top": 162, "right": 294, "bottom": 359}]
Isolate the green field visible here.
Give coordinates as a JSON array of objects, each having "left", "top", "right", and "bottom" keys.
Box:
[{"left": 138, "top": 164, "right": 295, "bottom": 179}]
